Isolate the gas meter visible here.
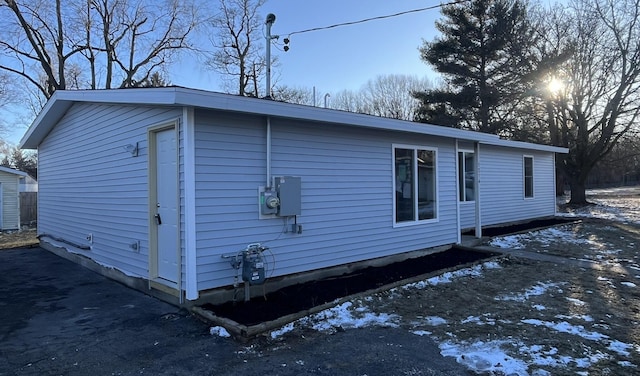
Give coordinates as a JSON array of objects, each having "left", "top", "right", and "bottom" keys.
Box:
[{"left": 242, "top": 244, "right": 267, "bottom": 285}]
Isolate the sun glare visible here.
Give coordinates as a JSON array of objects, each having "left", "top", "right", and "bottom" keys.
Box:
[{"left": 547, "top": 77, "right": 565, "bottom": 95}]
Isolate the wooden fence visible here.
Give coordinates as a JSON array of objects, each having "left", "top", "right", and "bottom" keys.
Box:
[{"left": 20, "top": 192, "right": 37, "bottom": 225}]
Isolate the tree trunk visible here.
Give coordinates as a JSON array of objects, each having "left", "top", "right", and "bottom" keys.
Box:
[{"left": 568, "top": 177, "right": 588, "bottom": 205}]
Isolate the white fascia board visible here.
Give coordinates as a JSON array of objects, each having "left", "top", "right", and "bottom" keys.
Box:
[
  {"left": 480, "top": 138, "right": 568, "bottom": 154},
  {"left": 182, "top": 107, "right": 198, "bottom": 300},
  {"left": 19, "top": 89, "right": 180, "bottom": 149},
  {"left": 0, "top": 166, "right": 28, "bottom": 176}
]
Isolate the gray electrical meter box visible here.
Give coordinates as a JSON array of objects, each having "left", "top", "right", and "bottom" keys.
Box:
[
  {"left": 275, "top": 176, "right": 301, "bottom": 216},
  {"left": 260, "top": 189, "right": 279, "bottom": 215}
]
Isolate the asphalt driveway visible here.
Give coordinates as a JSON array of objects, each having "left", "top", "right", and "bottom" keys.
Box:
[{"left": 0, "top": 247, "right": 469, "bottom": 376}]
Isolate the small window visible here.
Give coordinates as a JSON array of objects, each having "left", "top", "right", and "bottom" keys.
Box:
[
  {"left": 458, "top": 151, "right": 475, "bottom": 202},
  {"left": 524, "top": 156, "right": 534, "bottom": 198},
  {"left": 394, "top": 146, "right": 437, "bottom": 224}
]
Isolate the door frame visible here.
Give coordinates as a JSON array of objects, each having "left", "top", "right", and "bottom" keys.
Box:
[{"left": 148, "top": 121, "right": 181, "bottom": 295}]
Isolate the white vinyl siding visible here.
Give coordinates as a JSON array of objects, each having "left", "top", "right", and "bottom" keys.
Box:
[
  {"left": 192, "top": 111, "right": 459, "bottom": 290},
  {"left": 459, "top": 203, "right": 476, "bottom": 230},
  {"left": 0, "top": 172, "right": 21, "bottom": 230},
  {"left": 38, "top": 103, "right": 182, "bottom": 277},
  {"left": 477, "top": 147, "right": 555, "bottom": 227}
]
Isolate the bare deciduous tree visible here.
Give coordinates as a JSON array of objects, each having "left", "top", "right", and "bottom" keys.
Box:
[
  {"left": 0, "top": 0, "right": 86, "bottom": 98},
  {"left": 207, "top": 0, "right": 268, "bottom": 97},
  {"left": 542, "top": 0, "right": 640, "bottom": 204},
  {"left": 0, "top": 0, "right": 198, "bottom": 101},
  {"left": 331, "top": 89, "right": 367, "bottom": 114},
  {"left": 271, "top": 85, "right": 316, "bottom": 106},
  {"left": 332, "top": 75, "right": 432, "bottom": 121},
  {"left": 362, "top": 74, "right": 432, "bottom": 121},
  {"left": 89, "top": 0, "right": 197, "bottom": 88}
]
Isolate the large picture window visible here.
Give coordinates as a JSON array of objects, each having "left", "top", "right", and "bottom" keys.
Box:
[
  {"left": 458, "top": 151, "right": 475, "bottom": 202},
  {"left": 524, "top": 156, "right": 534, "bottom": 198},
  {"left": 394, "top": 146, "right": 437, "bottom": 223}
]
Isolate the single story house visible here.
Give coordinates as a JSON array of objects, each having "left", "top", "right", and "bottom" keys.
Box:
[
  {"left": 20, "top": 88, "right": 567, "bottom": 304},
  {"left": 0, "top": 166, "right": 28, "bottom": 231}
]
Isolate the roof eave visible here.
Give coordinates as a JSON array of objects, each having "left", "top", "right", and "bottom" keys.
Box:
[
  {"left": 0, "top": 166, "right": 29, "bottom": 177},
  {"left": 19, "top": 87, "right": 570, "bottom": 155}
]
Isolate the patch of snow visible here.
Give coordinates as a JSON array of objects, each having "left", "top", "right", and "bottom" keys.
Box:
[
  {"left": 532, "top": 305, "right": 546, "bottom": 311},
  {"left": 411, "top": 330, "right": 432, "bottom": 336},
  {"left": 423, "top": 316, "right": 448, "bottom": 326},
  {"left": 490, "top": 225, "right": 615, "bottom": 251},
  {"left": 555, "top": 314, "right": 593, "bottom": 322},
  {"left": 308, "top": 302, "right": 399, "bottom": 332},
  {"left": 519, "top": 344, "right": 572, "bottom": 368},
  {"left": 572, "top": 352, "right": 610, "bottom": 368},
  {"left": 495, "top": 282, "right": 563, "bottom": 302},
  {"left": 209, "top": 326, "right": 231, "bottom": 338},
  {"left": 608, "top": 340, "right": 633, "bottom": 357},
  {"left": 440, "top": 340, "right": 529, "bottom": 375},
  {"left": 489, "top": 235, "right": 526, "bottom": 249},
  {"left": 621, "top": 281, "right": 637, "bottom": 288},
  {"left": 559, "top": 190, "right": 640, "bottom": 224},
  {"left": 270, "top": 322, "right": 295, "bottom": 339},
  {"left": 618, "top": 361, "right": 637, "bottom": 368},
  {"left": 521, "top": 319, "right": 608, "bottom": 341},
  {"left": 565, "top": 297, "right": 586, "bottom": 306},
  {"left": 461, "top": 314, "right": 495, "bottom": 326},
  {"left": 403, "top": 261, "right": 499, "bottom": 290},
  {"left": 461, "top": 316, "right": 482, "bottom": 324}
]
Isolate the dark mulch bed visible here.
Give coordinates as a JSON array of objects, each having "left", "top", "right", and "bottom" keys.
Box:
[
  {"left": 463, "top": 217, "right": 578, "bottom": 237},
  {"left": 201, "top": 247, "right": 498, "bottom": 326}
]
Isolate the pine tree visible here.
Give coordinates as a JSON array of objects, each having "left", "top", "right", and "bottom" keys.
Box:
[{"left": 415, "top": 0, "right": 538, "bottom": 135}]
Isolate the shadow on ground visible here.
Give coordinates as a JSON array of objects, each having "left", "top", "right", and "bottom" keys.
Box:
[{"left": 0, "top": 247, "right": 469, "bottom": 376}]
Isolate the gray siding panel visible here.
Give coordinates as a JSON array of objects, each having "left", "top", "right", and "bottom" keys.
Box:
[
  {"left": 459, "top": 203, "right": 476, "bottom": 230},
  {"left": 193, "top": 112, "right": 460, "bottom": 290},
  {"left": 477, "top": 146, "right": 556, "bottom": 227},
  {"left": 38, "top": 103, "right": 182, "bottom": 277}
]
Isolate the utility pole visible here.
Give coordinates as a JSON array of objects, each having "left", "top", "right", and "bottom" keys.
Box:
[{"left": 265, "top": 13, "right": 276, "bottom": 99}]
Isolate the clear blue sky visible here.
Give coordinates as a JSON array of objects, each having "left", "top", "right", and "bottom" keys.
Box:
[
  {"left": 172, "top": 0, "right": 442, "bottom": 95},
  {"left": 6, "top": 1, "right": 443, "bottom": 145}
]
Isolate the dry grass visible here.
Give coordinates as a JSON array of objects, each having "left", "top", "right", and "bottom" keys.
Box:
[{"left": 0, "top": 228, "right": 39, "bottom": 250}]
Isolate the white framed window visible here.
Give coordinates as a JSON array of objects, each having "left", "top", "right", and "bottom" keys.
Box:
[
  {"left": 458, "top": 151, "right": 475, "bottom": 202},
  {"left": 524, "top": 155, "right": 534, "bottom": 198},
  {"left": 393, "top": 145, "right": 438, "bottom": 225}
]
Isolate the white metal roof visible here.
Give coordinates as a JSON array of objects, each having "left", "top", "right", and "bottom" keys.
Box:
[{"left": 19, "top": 87, "right": 568, "bottom": 154}]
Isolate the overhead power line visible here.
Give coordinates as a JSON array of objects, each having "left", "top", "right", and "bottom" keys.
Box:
[{"left": 282, "top": 0, "right": 470, "bottom": 38}]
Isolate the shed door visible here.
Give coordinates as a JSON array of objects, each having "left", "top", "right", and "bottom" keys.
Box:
[{"left": 152, "top": 128, "right": 179, "bottom": 283}]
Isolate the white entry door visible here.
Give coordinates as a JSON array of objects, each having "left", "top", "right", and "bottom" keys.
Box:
[{"left": 154, "top": 128, "right": 179, "bottom": 283}]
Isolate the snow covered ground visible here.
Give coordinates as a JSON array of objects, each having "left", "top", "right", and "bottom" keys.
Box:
[
  {"left": 211, "top": 187, "right": 640, "bottom": 375},
  {"left": 558, "top": 186, "right": 640, "bottom": 224}
]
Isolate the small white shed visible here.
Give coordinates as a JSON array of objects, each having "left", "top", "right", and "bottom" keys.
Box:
[{"left": 0, "top": 166, "right": 28, "bottom": 230}]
